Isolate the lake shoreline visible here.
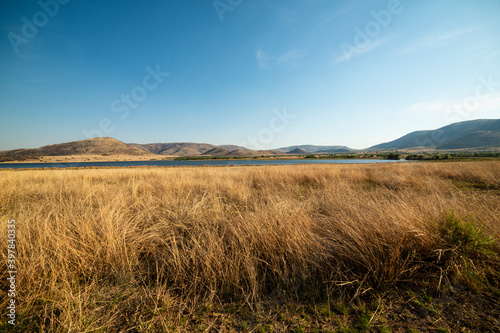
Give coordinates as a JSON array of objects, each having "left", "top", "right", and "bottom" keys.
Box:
[{"left": 0, "top": 158, "right": 407, "bottom": 170}]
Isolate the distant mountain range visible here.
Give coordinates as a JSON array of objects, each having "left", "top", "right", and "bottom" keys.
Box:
[
  {"left": 275, "top": 145, "right": 356, "bottom": 154},
  {"left": 129, "top": 142, "right": 244, "bottom": 156},
  {"left": 129, "top": 142, "right": 279, "bottom": 157},
  {"left": 1, "top": 119, "right": 499, "bottom": 161},
  {"left": 370, "top": 119, "right": 500, "bottom": 150}
]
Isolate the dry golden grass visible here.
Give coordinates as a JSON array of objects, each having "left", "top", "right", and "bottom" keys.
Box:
[{"left": 1, "top": 162, "right": 499, "bottom": 332}]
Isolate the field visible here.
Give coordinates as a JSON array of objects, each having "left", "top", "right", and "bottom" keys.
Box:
[{"left": 1, "top": 162, "right": 500, "bottom": 332}]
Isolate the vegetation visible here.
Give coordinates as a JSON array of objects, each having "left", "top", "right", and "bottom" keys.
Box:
[
  {"left": 173, "top": 155, "right": 267, "bottom": 161},
  {"left": 1, "top": 162, "right": 499, "bottom": 332},
  {"left": 385, "top": 153, "right": 400, "bottom": 160},
  {"left": 406, "top": 152, "right": 500, "bottom": 160}
]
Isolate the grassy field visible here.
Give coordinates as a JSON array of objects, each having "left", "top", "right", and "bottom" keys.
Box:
[{"left": 1, "top": 162, "right": 499, "bottom": 332}]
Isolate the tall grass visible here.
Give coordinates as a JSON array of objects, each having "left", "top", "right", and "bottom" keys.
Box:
[{"left": 1, "top": 162, "right": 499, "bottom": 331}]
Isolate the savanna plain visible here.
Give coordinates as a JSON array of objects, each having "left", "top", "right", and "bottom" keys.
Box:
[{"left": 1, "top": 161, "right": 500, "bottom": 332}]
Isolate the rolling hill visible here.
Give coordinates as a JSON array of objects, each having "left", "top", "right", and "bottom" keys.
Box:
[
  {"left": 130, "top": 142, "right": 250, "bottom": 156},
  {"left": 287, "top": 148, "right": 310, "bottom": 155},
  {"left": 226, "top": 149, "right": 281, "bottom": 157},
  {"left": 370, "top": 119, "right": 500, "bottom": 150},
  {"left": 218, "top": 145, "right": 252, "bottom": 152},
  {"left": 275, "top": 145, "right": 356, "bottom": 154},
  {"left": 0, "top": 137, "right": 148, "bottom": 161},
  {"left": 202, "top": 147, "right": 230, "bottom": 156},
  {"left": 199, "top": 147, "right": 281, "bottom": 157},
  {"left": 436, "top": 131, "right": 500, "bottom": 149}
]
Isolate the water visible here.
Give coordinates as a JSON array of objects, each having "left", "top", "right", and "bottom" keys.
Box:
[{"left": 0, "top": 159, "right": 406, "bottom": 169}]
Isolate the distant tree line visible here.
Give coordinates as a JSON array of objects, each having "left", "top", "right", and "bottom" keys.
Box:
[{"left": 405, "top": 152, "right": 500, "bottom": 160}]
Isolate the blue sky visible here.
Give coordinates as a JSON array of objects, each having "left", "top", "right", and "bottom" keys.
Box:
[{"left": 1, "top": 0, "right": 499, "bottom": 150}]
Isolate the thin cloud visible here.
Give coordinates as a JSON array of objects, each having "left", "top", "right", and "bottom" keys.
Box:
[
  {"left": 256, "top": 48, "right": 304, "bottom": 70},
  {"left": 333, "top": 38, "right": 389, "bottom": 64},
  {"left": 394, "top": 28, "right": 478, "bottom": 56},
  {"left": 256, "top": 49, "right": 269, "bottom": 69},
  {"left": 480, "top": 95, "right": 500, "bottom": 109},
  {"left": 483, "top": 49, "right": 500, "bottom": 60},
  {"left": 409, "top": 101, "right": 450, "bottom": 113},
  {"left": 409, "top": 93, "right": 500, "bottom": 115}
]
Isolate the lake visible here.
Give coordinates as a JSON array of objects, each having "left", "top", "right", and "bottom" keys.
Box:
[{"left": 0, "top": 159, "right": 407, "bottom": 169}]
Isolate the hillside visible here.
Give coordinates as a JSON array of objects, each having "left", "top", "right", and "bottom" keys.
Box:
[
  {"left": 202, "top": 147, "right": 230, "bottom": 156},
  {"left": 287, "top": 148, "right": 309, "bottom": 155},
  {"left": 219, "top": 145, "right": 252, "bottom": 152},
  {"left": 276, "top": 145, "right": 356, "bottom": 153},
  {"left": 371, "top": 119, "right": 500, "bottom": 150},
  {"left": 201, "top": 148, "right": 281, "bottom": 157},
  {"left": 131, "top": 142, "right": 278, "bottom": 157},
  {"left": 129, "top": 142, "right": 216, "bottom": 156},
  {"left": 436, "top": 131, "right": 500, "bottom": 149},
  {"left": 130, "top": 142, "right": 250, "bottom": 156},
  {"left": 0, "top": 137, "right": 149, "bottom": 161}
]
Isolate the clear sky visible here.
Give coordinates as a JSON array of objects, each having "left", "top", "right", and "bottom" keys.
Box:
[{"left": 1, "top": 0, "right": 499, "bottom": 150}]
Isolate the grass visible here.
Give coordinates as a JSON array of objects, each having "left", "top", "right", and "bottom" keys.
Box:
[{"left": 1, "top": 161, "right": 499, "bottom": 332}]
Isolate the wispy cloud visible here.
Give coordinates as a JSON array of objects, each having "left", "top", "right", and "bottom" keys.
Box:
[
  {"left": 394, "top": 28, "right": 478, "bottom": 56},
  {"left": 256, "top": 48, "right": 304, "bottom": 70},
  {"left": 482, "top": 49, "right": 500, "bottom": 60},
  {"left": 333, "top": 37, "right": 390, "bottom": 64},
  {"left": 479, "top": 95, "right": 500, "bottom": 110},
  {"left": 409, "top": 92, "right": 500, "bottom": 116},
  {"left": 256, "top": 49, "right": 268, "bottom": 69},
  {"left": 409, "top": 101, "right": 450, "bottom": 113}
]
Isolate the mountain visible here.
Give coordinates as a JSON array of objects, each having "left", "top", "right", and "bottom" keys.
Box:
[
  {"left": 0, "top": 137, "right": 283, "bottom": 161},
  {"left": 202, "top": 147, "right": 230, "bottom": 156},
  {"left": 218, "top": 145, "right": 252, "bottom": 152},
  {"left": 129, "top": 142, "right": 215, "bottom": 156},
  {"left": 276, "top": 145, "right": 356, "bottom": 153},
  {"left": 130, "top": 142, "right": 250, "bottom": 156},
  {"left": 224, "top": 150, "right": 251, "bottom": 157},
  {"left": 326, "top": 148, "right": 354, "bottom": 153},
  {"left": 436, "top": 131, "right": 500, "bottom": 149},
  {"left": 370, "top": 119, "right": 500, "bottom": 150},
  {"left": 0, "top": 137, "right": 148, "bottom": 160},
  {"left": 287, "top": 148, "right": 310, "bottom": 155},
  {"left": 202, "top": 148, "right": 281, "bottom": 157}
]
